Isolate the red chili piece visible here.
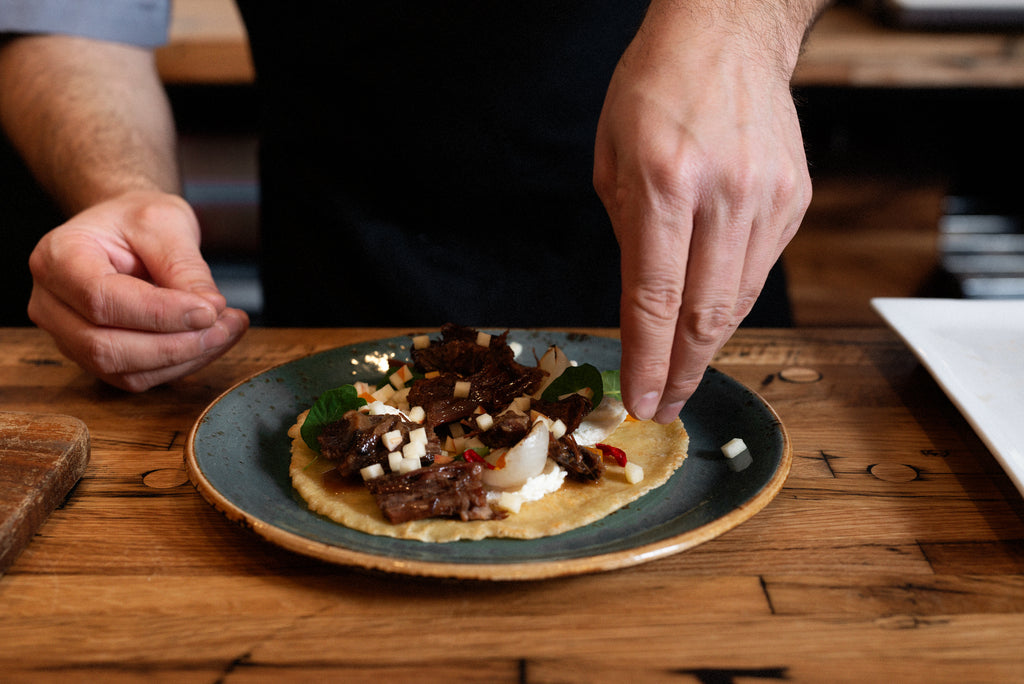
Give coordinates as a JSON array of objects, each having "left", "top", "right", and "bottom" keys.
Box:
[
  {"left": 462, "top": 449, "right": 495, "bottom": 469},
  {"left": 595, "top": 443, "right": 627, "bottom": 467}
]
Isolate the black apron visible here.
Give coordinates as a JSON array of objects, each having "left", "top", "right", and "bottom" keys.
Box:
[{"left": 235, "top": 1, "right": 791, "bottom": 328}]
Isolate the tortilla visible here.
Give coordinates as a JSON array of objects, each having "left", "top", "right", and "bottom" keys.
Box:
[{"left": 288, "top": 411, "right": 688, "bottom": 542}]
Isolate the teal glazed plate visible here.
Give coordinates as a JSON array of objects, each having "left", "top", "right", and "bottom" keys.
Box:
[{"left": 185, "top": 331, "right": 791, "bottom": 580}]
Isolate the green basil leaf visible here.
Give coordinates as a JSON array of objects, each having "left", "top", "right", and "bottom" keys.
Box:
[
  {"left": 301, "top": 384, "right": 367, "bottom": 452},
  {"left": 541, "top": 363, "right": 604, "bottom": 408}
]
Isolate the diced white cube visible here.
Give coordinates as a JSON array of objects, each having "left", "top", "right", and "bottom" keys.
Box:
[
  {"left": 389, "top": 365, "right": 413, "bottom": 389},
  {"left": 721, "top": 438, "right": 747, "bottom": 459},
  {"left": 454, "top": 380, "right": 471, "bottom": 398},
  {"left": 495, "top": 491, "right": 522, "bottom": 514},
  {"left": 407, "top": 405, "right": 425, "bottom": 423},
  {"left": 408, "top": 427, "right": 428, "bottom": 444},
  {"left": 360, "top": 463, "right": 385, "bottom": 480},
  {"left": 389, "top": 386, "right": 411, "bottom": 406},
  {"left": 387, "top": 451, "right": 404, "bottom": 472},
  {"left": 721, "top": 438, "right": 753, "bottom": 472},
  {"left": 381, "top": 429, "right": 404, "bottom": 452},
  {"left": 476, "top": 413, "right": 494, "bottom": 431},
  {"left": 550, "top": 418, "right": 566, "bottom": 440},
  {"left": 364, "top": 400, "right": 390, "bottom": 415},
  {"left": 412, "top": 334, "right": 430, "bottom": 349},
  {"left": 624, "top": 462, "right": 644, "bottom": 484},
  {"left": 476, "top": 331, "right": 491, "bottom": 347},
  {"left": 399, "top": 456, "right": 422, "bottom": 474},
  {"left": 371, "top": 384, "right": 396, "bottom": 403},
  {"left": 402, "top": 440, "right": 426, "bottom": 459}
]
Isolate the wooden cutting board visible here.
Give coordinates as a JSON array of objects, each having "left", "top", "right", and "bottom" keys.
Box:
[{"left": 0, "top": 411, "right": 90, "bottom": 573}]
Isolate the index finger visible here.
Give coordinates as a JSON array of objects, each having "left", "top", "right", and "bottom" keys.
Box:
[
  {"left": 47, "top": 241, "right": 221, "bottom": 332},
  {"left": 617, "top": 203, "right": 693, "bottom": 423},
  {"left": 652, "top": 203, "right": 752, "bottom": 423}
]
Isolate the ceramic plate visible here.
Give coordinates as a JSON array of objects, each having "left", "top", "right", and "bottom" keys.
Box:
[
  {"left": 873, "top": 298, "right": 1024, "bottom": 498},
  {"left": 185, "top": 331, "right": 790, "bottom": 580}
]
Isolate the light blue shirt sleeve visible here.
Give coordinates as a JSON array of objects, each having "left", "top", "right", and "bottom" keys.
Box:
[{"left": 0, "top": 0, "right": 171, "bottom": 48}]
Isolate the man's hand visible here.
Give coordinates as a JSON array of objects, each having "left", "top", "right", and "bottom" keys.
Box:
[
  {"left": 27, "top": 191, "right": 249, "bottom": 391},
  {"left": 594, "top": 1, "right": 818, "bottom": 423}
]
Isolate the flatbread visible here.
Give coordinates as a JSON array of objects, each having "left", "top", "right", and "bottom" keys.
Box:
[{"left": 288, "top": 411, "right": 688, "bottom": 542}]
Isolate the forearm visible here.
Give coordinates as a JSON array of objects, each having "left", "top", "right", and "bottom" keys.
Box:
[
  {"left": 638, "top": 0, "right": 830, "bottom": 82},
  {"left": 0, "top": 34, "right": 179, "bottom": 215}
]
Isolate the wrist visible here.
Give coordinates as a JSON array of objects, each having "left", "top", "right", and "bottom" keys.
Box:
[{"left": 641, "top": 0, "right": 825, "bottom": 83}]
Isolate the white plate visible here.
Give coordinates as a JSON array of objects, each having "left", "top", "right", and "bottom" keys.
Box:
[{"left": 872, "top": 298, "right": 1024, "bottom": 498}]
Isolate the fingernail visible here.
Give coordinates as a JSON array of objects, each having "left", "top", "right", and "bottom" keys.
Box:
[
  {"left": 633, "top": 391, "right": 661, "bottom": 421},
  {"left": 200, "top": 322, "right": 230, "bottom": 351},
  {"left": 184, "top": 307, "right": 217, "bottom": 329}
]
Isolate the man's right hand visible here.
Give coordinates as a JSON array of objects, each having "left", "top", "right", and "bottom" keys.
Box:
[{"left": 27, "top": 191, "right": 249, "bottom": 391}]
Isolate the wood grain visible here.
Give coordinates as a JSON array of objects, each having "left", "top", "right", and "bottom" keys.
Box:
[
  {"left": 0, "top": 327, "right": 1022, "bottom": 682},
  {"left": 797, "top": 5, "right": 1024, "bottom": 87},
  {"left": 0, "top": 411, "right": 89, "bottom": 573}
]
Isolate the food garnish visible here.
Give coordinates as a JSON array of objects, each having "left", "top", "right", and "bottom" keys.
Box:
[
  {"left": 298, "top": 324, "right": 633, "bottom": 524},
  {"left": 721, "top": 437, "right": 753, "bottom": 472}
]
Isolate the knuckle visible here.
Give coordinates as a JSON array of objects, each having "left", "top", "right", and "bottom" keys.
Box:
[
  {"left": 626, "top": 281, "right": 684, "bottom": 325},
  {"left": 645, "top": 150, "right": 693, "bottom": 200},
  {"left": 27, "top": 247, "right": 47, "bottom": 280},
  {"left": 127, "top": 194, "right": 200, "bottom": 240},
  {"left": 778, "top": 164, "right": 812, "bottom": 213},
  {"left": 683, "top": 302, "right": 735, "bottom": 347},
  {"left": 79, "top": 278, "right": 114, "bottom": 325},
  {"left": 733, "top": 290, "right": 761, "bottom": 319},
  {"left": 724, "top": 162, "right": 760, "bottom": 201},
  {"left": 81, "top": 334, "right": 125, "bottom": 376}
]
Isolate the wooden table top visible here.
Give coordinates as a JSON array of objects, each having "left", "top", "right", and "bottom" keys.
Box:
[
  {"left": 1, "top": 326, "right": 1022, "bottom": 681},
  {"left": 157, "top": 1, "right": 1024, "bottom": 88}
]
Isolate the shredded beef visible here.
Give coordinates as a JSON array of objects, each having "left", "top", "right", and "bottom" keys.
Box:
[
  {"left": 548, "top": 435, "right": 604, "bottom": 482},
  {"left": 318, "top": 409, "right": 437, "bottom": 477},
  {"left": 365, "top": 462, "right": 499, "bottom": 523},
  {"left": 411, "top": 323, "right": 503, "bottom": 376},
  {"left": 467, "top": 359, "right": 545, "bottom": 412},
  {"left": 531, "top": 393, "right": 593, "bottom": 436},
  {"left": 409, "top": 324, "right": 545, "bottom": 414},
  {"left": 315, "top": 324, "right": 608, "bottom": 524},
  {"left": 478, "top": 410, "right": 531, "bottom": 449},
  {"left": 422, "top": 395, "right": 479, "bottom": 430}
]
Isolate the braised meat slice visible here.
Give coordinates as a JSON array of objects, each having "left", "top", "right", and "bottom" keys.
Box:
[
  {"left": 411, "top": 323, "right": 506, "bottom": 376},
  {"left": 318, "top": 409, "right": 437, "bottom": 477},
  {"left": 531, "top": 393, "right": 593, "bottom": 436},
  {"left": 548, "top": 435, "right": 604, "bottom": 482},
  {"left": 422, "top": 395, "right": 479, "bottom": 430},
  {"left": 478, "top": 410, "right": 531, "bottom": 449},
  {"left": 468, "top": 359, "right": 545, "bottom": 412},
  {"left": 409, "top": 325, "right": 546, "bottom": 412},
  {"left": 365, "top": 462, "right": 497, "bottom": 523},
  {"left": 406, "top": 373, "right": 458, "bottom": 409}
]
